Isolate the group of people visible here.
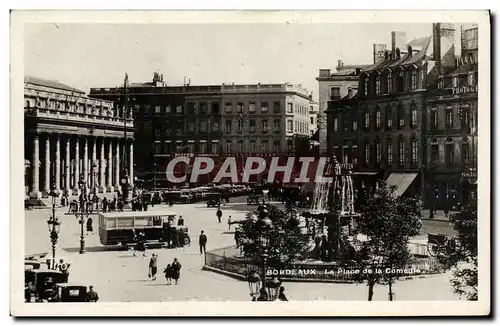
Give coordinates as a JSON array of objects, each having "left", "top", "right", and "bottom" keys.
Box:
[
  {"left": 67, "top": 195, "right": 123, "bottom": 214},
  {"left": 147, "top": 253, "right": 182, "bottom": 285}
]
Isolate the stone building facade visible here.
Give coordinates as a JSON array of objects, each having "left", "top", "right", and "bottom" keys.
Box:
[{"left": 25, "top": 76, "right": 133, "bottom": 199}]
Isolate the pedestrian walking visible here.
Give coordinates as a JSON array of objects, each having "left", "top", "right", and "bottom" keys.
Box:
[
  {"left": 164, "top": 264, "right": 173, "bottom": 285},
  {"left": 133, "top": 231, "right": 146, "bottom": 257},
  {"left": 86, "top": 285, "right": 99, "bottom": 302},
  {"left": 278, "top": 286, "right": 288, "bottom": 301},
  {"left": 86, "top": 217, "right": 93, "bottom": 235},
  {"left": 199, "top": 230, "right": 207, "bottom": 254},
  {"left": 227, "top": 215, "right": 232, "bottom": 230},
  {"left": 149, "top": 253, "right": 158, "bottom": 280},
  {"left": 216, "top": 208, "right": 222, "bottom": 224},
  {"left": 171, "top": 258, "right": 182, "bottom": 285}
]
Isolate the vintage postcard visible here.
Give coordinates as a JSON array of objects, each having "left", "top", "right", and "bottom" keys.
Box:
[{"left": 10, "top": 10, "right": 490, "bottom": 316}]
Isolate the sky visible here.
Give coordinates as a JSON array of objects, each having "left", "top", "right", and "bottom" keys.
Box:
[{"left": 24, "top": 23, "right": 462, "bottom": 101}]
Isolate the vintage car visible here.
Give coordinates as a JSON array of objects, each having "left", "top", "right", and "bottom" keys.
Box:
[
  {"left": 25, "top": 269, "right": 69, "bottom": 302},
  {"left": 53, "top": 284, "right": 88, "bottom": 302},
  {"left": 246, "top": 194, "right": 261, "bottom": 205},
  {"left": 206, "top": 193, "right": 222, "bottom": 207},
  {"left": 25, "top": 259, "right": 42, "bottom": 271}
]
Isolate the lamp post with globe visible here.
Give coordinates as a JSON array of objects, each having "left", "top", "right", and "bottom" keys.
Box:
[
  {"left": 76, "top": 175, "right": 90, "bottom": 254},
  {"left": 47, "top": 186, "right": 61, "bottom": 265}
]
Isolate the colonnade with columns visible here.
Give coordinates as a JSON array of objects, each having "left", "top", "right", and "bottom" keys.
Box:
[{"left": 27, "top": 133, "right": 134, "bottom": 198}]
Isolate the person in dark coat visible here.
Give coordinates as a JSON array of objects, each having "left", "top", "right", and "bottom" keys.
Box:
[
  {"left": 164, "top": 264, "right": 173, "bottom": 285},
  {"left": 171, "top": 258, "right": 181, "bottom": 285},
  {"left": 149, "top": 253, "right": 158, "bottom": 280},
  {"left": 278, "top": 286, "right": 288, "bottom": 301},
  {"left": 86, "top": 285, "right": 99, "bottom": 302},
  {"left": 199, "top": 230, "right": 207, "bottom": 254},
  {"left": 216, "top": 209, "right": 222, "bottom": 224},
  {"left": 86, "top": 217, "right": 93, "bottom": 235}
]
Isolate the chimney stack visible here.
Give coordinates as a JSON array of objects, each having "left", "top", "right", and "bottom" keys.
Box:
[
  {"left": 336, "top": 60, "right": 343, "bottom": 71},
  {"left": 391, "top": 31, "right": 407, "bottom": 58},
  {"left": 432, "top": 23, "right": 456, "bottom": 73}
]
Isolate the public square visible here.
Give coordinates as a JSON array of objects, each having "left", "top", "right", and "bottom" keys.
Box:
[{"left": 25, "top": 199, "right": 459, "bottom": 302}]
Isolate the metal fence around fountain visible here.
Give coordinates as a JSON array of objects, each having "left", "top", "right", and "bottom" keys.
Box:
[{"left": 204, "top": 245, "right": 443, "bottom": 283}]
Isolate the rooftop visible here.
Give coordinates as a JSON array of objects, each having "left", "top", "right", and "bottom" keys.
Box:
[{"left": 24, "top": 76, "right": 85, "bottom": 94}]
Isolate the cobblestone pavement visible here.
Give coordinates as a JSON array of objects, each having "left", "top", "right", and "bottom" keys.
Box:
[{"left": 24, "top": 202, "right": 459, "bottom": 301}]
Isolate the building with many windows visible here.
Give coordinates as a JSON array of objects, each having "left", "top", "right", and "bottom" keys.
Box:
[
  {"left": 327, "top": 23, "right": 459, "bottom": 199},
  {"left": 89, "top": 76, "right": 313, "bottom": 187},
  {"left": 25, "top": 76, "right": 133, "bottom": 199}
]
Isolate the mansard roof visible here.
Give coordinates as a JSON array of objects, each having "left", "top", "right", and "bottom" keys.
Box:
[{"left": 24, "top": 76, "right": 85, "bottom": 94}]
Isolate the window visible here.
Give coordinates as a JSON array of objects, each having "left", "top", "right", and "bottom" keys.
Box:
[
  {"left": 375, "top": 141, "right": 381, "bottom": 165},
  {"left": 334, "top": 118, "right": 339, "bottom": 132},
  {"left": 224, "top": 102, "right": 232, "bottom": 113},
  {"left": 462, "top": 141, "right": 470, "bottom": 165},
  {"left": 411, "top": 108, "right": 417, "bottom": 127},
  {"left": 212, "top": 120, "right": 220, "bottom": 132},
  {"left": 187, "top": 121, "right": 195, "bottom": 133},
  {"left": 237, "top": 140, "right": 244, "bottom": 152},
  {"left": 375, "top": 76, "right": 381, "bottom": 95},
  {"left": 386, "top": 108, "right": 393, "bottom": 129},
  {"left": 237, "top": 119, "right": 243, "bottom": 132},
  {"left": 331, "top": 87, "right": 341, "bottom": 99},
  {"left": 249, "top": 119, "right": 256, "bottom": 132},
  {"left": 261, "top": 140, "right": 269, "bottom": 152},
  {"left": 468, "top": 73, "right": 475, "bottom": 86},
  {"left": 399, "top": 139, "right": 406, "bottom": 167},
  {"left": 187, "top": 103, "right": 196, "bottom": 115},
  {"left": 212, "top": 103, "right": 220, "bottom": 114},
  {"left": 176, "top": 123, "right": 184, "bottom": 135},
  {"left": 446, "top": 108, "right": 453, "bottom": 128},
  {"left": 273, "top": 101, "right": 280, "bottom": 113},
  {"left": 237, "top": 102, "right": 243, "bottom": 113},
  {"left": 155, "top": 105, "right": 161, "bottom": 113},
  {"left": 225, "top": 120, "right": 232, "bottom": 132},
  {"left": 411, "top": 69, "right": 418, "bottom": 90},
  {"left": 364, "top": 78, "right": 368, "bottom": 96},
  {"left": 375, "top": 111, "right": 381, "bottom": 128},
  {"left": 166, "top": 106, "right": 172, "bottom": 113},
  {"left": 249, "top": 102, "right": 256, "bottom": 113},
  {"left": 200, "top": 120, "right": 207, "bottom": 132},
  {"left": 348, "top": 88, "right": 354, "bottom": 98},
  {"left": 364, "top": 143, "right": 371, "bottom": 165},
  {"left": 387, "top": 142, "right": 393, "bottom": 165},
  {"left": 287, "top": 103, "right": 293, "bottom": 113},
  {"left": 438, "top": 79, "right": 444, "bottom": 89},
  {"left": 398, "top": 106, "right": 405, "bottom": 128},
  {"left": 200, "top": 103, "right": 207, "bottom": 114},
  {"left": 154, "top": 128, "right": 161, "bottom": 136},
  {"left": 397, "top": 71, "right": 404, "bottom": 91},
  {"left": 199, "top": 142, "right": 207, "bottom": 154},
  {"left": 176, "top": 105, "right": 183, "bottom": 113},
  {"left": 431, "top": 142, "right": 439, "bottom": 163},
  {"left": 364, "top": 112, "right": 370, "bottom": 129},
  {"left": 261, "top": 102, "right": 269, "bottom": 113},
  {"left": 460, "top": 108, "right": 470, "bottom": 130},
  {"left": 430, "top": 110, "right": 438, "bottom": 129},
  {"left": 225, "top": 141, "right": 233, "bottom": 153},
  {"left": 411, "top": 139, "right": 418, "bottom": 167},
  {"left": 387, "top": 73, "right": 393, "bottom": 93},
  {"left": 273, "top": 140, "right": 281, "bottom": 152},
  {"left": 154, "top": 142, "right": 162, "bottom": 154},
  {"left": 262, "top": 120, "right": 268, "bottom": 132},
  {"left": 452, "top": 76, "right": 458, "bottom": 88},
  {"left": 310, "top": 116, "right": 314, "bottom": 124},
  {"left": 287, "top": 120, "right": 293, "bottom": 132},
  {"left": 164, "top": 142, "right": 172, "bottom": 154},
  {"left": 445, "top": 141, "right": 454, "bottom": 165},
  {"left": 211, "top": 142, "right": 219, "bottom": 154},
  {"left": 353, "top": 120, "right": 358, "bottom": 131},
  {"left": 250, "top": 140, "right": 256, "bottom": 152},
  {"left": 274, "top": 119, "right": 280, "bottom": 132}
]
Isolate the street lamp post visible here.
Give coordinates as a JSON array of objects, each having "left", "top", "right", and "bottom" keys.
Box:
[
  {"left": 76, "top": 175, "right": 89, "bottom": 254},
  {"left": 47, "top": 187, "right": 61, "bottom": 265}
]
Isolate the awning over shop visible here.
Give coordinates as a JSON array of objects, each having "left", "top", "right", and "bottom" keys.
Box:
[{"left": 385, "top": 173, "right": 418, "bottom": 197}]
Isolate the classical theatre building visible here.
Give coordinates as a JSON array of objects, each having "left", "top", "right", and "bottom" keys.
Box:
[{"left": 24, "top": 76, "right": 134, "bottom": 199}]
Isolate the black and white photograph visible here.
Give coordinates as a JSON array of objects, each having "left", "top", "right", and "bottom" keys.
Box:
[{"left": 10, "top": 10, "right": 490, "bottom": 316}]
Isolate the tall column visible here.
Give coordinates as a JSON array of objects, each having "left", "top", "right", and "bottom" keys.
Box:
[
  {"left": 91, "top": 137, "right": 97, "bottom": 191},
  {"left": 83, "top": 137, "right": 88, "bottom": 185},
  {"left": 129, "top": 140, "right": 134, "bottom": 187},
  {"left": 44, "top": 134, "right": 51, "bottom": 193},
  {"left": 99, "top": 137, "right": 105, "bottom": 192},
  {"left": 65, "top": 137, "right": 70, "bottom": 192},
  {"left": 107, "top": 138, "right": 114, "bottom": 192},
  {"left": 30, "top": 135, "right": 40, "bottom": 198},
  {"left": 115, "top": 139, "right": 120, "bottom": 189},
  {"left": 55, "top": 134, "right": 61, "bottom": 192},
  {"left": 73, "top": 137, "right": 80, "bottom": 191}
]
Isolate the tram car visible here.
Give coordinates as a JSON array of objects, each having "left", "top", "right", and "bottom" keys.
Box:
[{"left": 98, "top": 211, "right": 178, "bottom": 246}]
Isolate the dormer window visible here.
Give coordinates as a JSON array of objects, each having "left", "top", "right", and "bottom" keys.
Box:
[
  {"left": 387, "top": 72, "right": 393, "bottom": 93},
  {"left": 438, "top": 79, "right": 444, "bottom": 89},
  {"left": 411, "top": 69, "right": 418, "bottom": 90},
  {"left": 364, "top": 77, "right": 369, "bottom": 97},
  {"left": 452, "top": 76, "right": 458, "bottom": 88},
  {"left": 375, "top": 76, "right": 381, "bottom": 95},
  {"left": 468, "top": 73, "right": 475, "bottom": 86}
]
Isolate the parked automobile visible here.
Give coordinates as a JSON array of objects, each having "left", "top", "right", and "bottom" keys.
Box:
[{"left": 53, "top": 284, "right": 88, "bottom": 302}]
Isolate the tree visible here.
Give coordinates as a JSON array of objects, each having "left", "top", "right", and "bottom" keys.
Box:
[
  {"left": 350, "top": 183, "right": 422, "bottom": 301},
  {"left": 236, "top": 205, "right": 310, "bottom": 267},
  {"left": 436, "top": 202, "right": 478, "bottom": 300}
]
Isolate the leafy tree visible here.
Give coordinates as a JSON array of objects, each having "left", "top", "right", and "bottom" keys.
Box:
[
  {"left": 236, "top": 204, "right": 310, "bottom": 267},
  {"left": 436, "top": 201, "right": 478, "bottom": 300},
  {"left": 350, "top": 183, "right": 422, "bottom": 301}
]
